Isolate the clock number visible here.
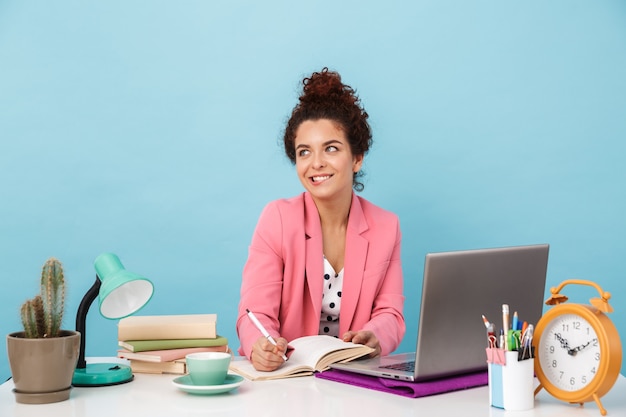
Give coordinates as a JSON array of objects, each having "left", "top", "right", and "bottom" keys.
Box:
[
  {"left": 595, "top": 352, "right": 600, "bottom": 361},
  {"left": 570, "top": 377, "right": 576, "bottom": 386},
  {"left": 582, "top": 375, "right": 587, "bottom": 384},
  {"left": 572, "top": 321, "right": 580, "bottom": 330},
  {"left": 549, "top": 345, "right": 555, "bottom": 353},
  {"left": 552, "top": 360, "right": 557, "bottom": 368}
]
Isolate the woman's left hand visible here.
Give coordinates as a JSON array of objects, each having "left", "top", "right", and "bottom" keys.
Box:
[{"left": 342, "top": 330, "right": 381, "bottom": 357}]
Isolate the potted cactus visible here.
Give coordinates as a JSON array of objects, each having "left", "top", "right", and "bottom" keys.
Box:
[{"left": 6, "top": 258, "right": 81, "bottom": 404}]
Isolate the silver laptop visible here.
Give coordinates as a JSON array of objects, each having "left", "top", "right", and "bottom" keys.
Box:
[{"left": 330, "top": 244, "right": 549, "bottom": 381}]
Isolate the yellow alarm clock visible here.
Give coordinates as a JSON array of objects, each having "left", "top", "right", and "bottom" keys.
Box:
[{"left": 533, "top": 279, "right": 622, "bottom": 416}]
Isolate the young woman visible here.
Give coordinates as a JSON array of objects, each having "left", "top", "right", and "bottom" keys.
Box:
[{"left": 237, "top": 68, "right": 405, "bottom": 371}]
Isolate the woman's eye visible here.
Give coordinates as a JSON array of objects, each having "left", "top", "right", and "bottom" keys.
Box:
[
  {"left": 326, "top": 145, "right": 338, "bottom": 152},
  {"left": 298, "top": 149, "right": 310, "bottom": 157}
]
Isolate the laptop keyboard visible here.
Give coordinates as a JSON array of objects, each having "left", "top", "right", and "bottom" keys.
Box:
[{"left": 379, "top": 360, "right": 415, "bottom": 372}]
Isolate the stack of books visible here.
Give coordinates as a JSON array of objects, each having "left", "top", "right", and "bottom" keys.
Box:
[{"left": 117, "top": 314, "right": 229, "bottom": 374}]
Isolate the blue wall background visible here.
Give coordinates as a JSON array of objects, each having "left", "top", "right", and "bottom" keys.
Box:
[{"left": 1, "top": 1, "right": 625, "bottom": 380}]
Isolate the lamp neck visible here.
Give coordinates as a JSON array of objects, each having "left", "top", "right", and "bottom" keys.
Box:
[{"left": 75, "top": 275, "right": 102, "bottom": 370}]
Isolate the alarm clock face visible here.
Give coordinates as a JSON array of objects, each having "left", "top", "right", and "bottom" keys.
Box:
[{"left": 537, "top": 313, "right": 601, "bottom": 391}]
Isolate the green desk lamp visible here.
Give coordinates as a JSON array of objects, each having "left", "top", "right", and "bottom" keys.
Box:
[{"left": 72, "top": 253, "right": 154, "bottom": 386}]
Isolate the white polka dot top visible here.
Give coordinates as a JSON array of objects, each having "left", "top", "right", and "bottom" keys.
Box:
[{"left": 319, "top": 256, "right": 344, "bottom": 337}]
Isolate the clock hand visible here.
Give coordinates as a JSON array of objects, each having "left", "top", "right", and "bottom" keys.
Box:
[
  {"left": 567, "top": 339, "right": 595, "bottom": 356},
  {"left": 554, "top": 333, "right": 571, "bottom": 351}
]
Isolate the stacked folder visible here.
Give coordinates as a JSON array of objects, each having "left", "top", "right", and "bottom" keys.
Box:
[{"left": 116, "top": 314, "right": 229, "bottom": 374}]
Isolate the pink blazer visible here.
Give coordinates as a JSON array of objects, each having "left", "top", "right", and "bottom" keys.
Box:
[{"left": 236, "top": 192, "right": 406, "bottom": 358}]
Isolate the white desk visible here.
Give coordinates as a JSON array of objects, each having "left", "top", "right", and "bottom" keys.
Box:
[{"left": 1, "top": 361, "right": 625, "bottom": 417}]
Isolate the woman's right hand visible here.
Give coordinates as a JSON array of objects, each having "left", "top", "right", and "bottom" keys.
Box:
[{"left": 250, "top": 335, "right": 288, "bottom": 371}]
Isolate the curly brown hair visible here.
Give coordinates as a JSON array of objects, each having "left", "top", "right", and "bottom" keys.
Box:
[{"left": 283, "top": 68, "right": 372, "bottom": 192}]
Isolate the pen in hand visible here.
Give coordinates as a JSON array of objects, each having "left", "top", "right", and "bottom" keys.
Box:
[{"left": 246, "top": 309, "right": 288, "bottom": 361}]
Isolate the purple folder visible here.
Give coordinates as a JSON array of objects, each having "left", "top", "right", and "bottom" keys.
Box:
[{"left": 315, "top": 368, "right": 488, "bottom": 398}]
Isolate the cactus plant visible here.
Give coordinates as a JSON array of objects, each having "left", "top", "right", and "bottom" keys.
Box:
[{"left": 19, "top": 257, "right": 66, "bottom": 338}]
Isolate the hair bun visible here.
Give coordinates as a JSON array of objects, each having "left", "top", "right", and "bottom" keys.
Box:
[{"left": 300, "top": 67, "right": 355, "bottom": 105}]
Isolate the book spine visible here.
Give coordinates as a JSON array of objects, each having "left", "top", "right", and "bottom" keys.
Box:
[
  {"left": 118, "top": 322, "right": 216, "bottom": 341},
  {"left": 119, "top": 336, "right": 228, "bottom": 352},
  {"left": 118, "top": 345, "right": 231, "bottom": 362},
  {"left": 129, "top": 359, "right": 186, "bottom": 375}
]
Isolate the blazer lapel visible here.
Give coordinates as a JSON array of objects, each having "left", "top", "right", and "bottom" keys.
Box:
[
  {"left": 339, "top": 195, "right": 369, "bottom": 335},
  {"left": 303, "top": 193, "right": 323, "bottom": 332}
]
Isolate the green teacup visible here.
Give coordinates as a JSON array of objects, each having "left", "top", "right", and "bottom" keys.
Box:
[{"left": 185, "top": 352, "right": 231, "bottom": 386}]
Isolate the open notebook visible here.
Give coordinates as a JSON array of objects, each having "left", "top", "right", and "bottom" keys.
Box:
[{"left": 330, "top": 244, "right": 549, "bottom": 381}]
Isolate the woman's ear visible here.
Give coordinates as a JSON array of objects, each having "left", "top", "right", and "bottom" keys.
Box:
[{"left": 353, "top": 154, "right": 364, "bottom": 173}]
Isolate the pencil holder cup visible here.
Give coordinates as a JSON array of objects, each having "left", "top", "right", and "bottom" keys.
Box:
[{"left": 486, "top": 349, "right": 534, "bottom": 411}]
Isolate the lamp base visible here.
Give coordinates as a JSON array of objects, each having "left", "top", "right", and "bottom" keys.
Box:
[{"left": 72, "top": 363, "right": 134, "bottom": 387}]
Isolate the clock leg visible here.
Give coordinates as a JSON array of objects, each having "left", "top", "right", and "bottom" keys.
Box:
[
  {"left": 533, "top": 383, "right": 543, "bottom": 397},
  {"left": 592, "top": 393, "right": 607, "bottom": 416}
]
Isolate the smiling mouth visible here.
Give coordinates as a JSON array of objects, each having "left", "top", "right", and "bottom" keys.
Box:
[{"left": 311, "top": 175, "right": 331, "bottom": 183}]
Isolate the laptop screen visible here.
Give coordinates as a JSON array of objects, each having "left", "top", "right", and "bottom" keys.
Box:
[{"left": 414, "top": 244, "right": 549, "bottom": 380}]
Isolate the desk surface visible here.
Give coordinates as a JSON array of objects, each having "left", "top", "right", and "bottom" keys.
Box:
[{"left": 1, "top": 360, "right": 625, "bottom": 417}]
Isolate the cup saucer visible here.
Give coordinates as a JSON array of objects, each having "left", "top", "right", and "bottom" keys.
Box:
[{"left": 172, "top": 374, "right": 244, "bottom": 395}]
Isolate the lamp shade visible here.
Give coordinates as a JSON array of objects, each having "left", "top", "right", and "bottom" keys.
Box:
[
  {"left": 94, "top": 253, "right": 153, "bottom": 319},
  {"left": 73, "top": 253, "right": 153, "bottom": 387}
]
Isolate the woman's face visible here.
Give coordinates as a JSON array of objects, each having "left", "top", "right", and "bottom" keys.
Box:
[{"left": 294, "top": 119, "right": 363, "bottom": 203}]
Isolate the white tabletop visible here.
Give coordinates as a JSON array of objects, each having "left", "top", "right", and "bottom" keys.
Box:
[{"left": 1, "top": 359, "right": 624, "bottom": 417}]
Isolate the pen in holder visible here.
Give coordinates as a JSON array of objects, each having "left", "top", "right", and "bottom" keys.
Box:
[{"left": 486, "top": 341, "right": 535, "bottom": 411}]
